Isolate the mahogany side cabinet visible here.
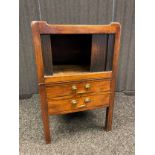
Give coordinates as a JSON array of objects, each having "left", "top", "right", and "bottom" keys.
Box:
[{"left": 31, "top": 21, "right": 121, "bottom": 143}]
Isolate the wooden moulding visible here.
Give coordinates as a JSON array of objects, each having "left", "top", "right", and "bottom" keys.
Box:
[
  {"left": 44, "top": 71, "right": 112, "bottom": 84},
  {"left": 34, "top": 21, "right": 120, "bottom": 34}
]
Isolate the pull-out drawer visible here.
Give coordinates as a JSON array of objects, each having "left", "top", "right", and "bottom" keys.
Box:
[
  {"left": 48, "top": 92, "right": 110, "bottom": 115},
  {"left": 45, "top": 80, "right": 111, "bottom": 99}
]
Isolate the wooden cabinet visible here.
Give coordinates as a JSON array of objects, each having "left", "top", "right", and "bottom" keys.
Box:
[{"left": 31, "top": 21, "right": 121, "bottom": 143}]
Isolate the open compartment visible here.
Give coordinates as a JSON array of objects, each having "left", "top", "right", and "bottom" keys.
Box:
[
  {"left": 40, "top": 33, "right": 115, "bottom": 76},
  {"left": 51, "top": 34, "right": 92, "bottom": 75}
]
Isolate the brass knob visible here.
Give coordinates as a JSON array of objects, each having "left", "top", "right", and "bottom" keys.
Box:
[
  {"left": 71, "top": 99, "right": 77, "bottom": 105},
  {"left": 84, "top": 98, "right": 91, "bottom": 103},
  {"left": 72, "top": 85, "right": 77, "bottom": 91},
  {"left": 78, "top": 104, "right": 86, "bottom": 108},
  {"left": 85, "top": 83, "right": 91, "bottom": 90}
]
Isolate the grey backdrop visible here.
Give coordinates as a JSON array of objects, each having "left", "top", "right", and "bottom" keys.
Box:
[{"left": 19, "top": 0, "right": 135, "bottom": 97}]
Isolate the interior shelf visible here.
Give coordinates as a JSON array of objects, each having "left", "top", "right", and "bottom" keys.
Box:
[{"left": 53, "top": 65, "right": 90, "bottom": 76}]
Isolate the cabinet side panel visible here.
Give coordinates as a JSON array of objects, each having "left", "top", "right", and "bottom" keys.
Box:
[
  {"left": 106, "top": 34, "right": 115, "bottom": 71},
  {"left": 40, "top": 34, "right": 53, "bottom": 75},
  {"left": 91, "top": 34, "right": 108, "bottom": 72}
]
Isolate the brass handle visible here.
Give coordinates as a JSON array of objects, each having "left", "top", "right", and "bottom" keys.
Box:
[
  {"left": 84, "top": 98, "right": 91, "bottom": 103},
  {"left": 71, "top": 100, "right": 86, "bottom": 108},
  {"left": 85, "top": 83, "right": 91, "bottom": 90},
  {"left": 78, "top": 104, "right": 86, "bottom": 108},
  {"left": 71, "top": 99, "right": 77, "bottom": 105},
  {"left": 72, "top": 85, "right": 77, "bottom": 91},
  {"left": 76, "top": 91, "right": 86, "bottom": 95}
]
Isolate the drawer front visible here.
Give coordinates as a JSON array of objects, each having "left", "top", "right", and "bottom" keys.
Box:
[
  {"left": 46, "top": 80, "right": 111, "bottom": 99},
  {"left": 48, "top": 93, "right": 110, "bottom": 114}
]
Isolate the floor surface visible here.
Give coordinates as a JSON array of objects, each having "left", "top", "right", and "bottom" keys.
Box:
[{"left": 19, "top": 93, "right": 135, "bottom": 155}]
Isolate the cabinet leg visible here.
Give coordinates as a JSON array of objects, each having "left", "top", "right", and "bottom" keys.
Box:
[
  {"left": 39, "top": 85, "right": 51, "bottom": 144},
  {"left": 105, "top": 106, "right": 113, "bottom": 131},
  {"left": 42, "top": 114, "right": 51, "bottom": 144}
]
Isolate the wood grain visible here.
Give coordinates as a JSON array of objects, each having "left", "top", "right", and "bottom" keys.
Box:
[
  {"left": 31, "top": 22, "right": 51, "bottom": 143},
  {"left": 48, "top": 92, "right": 110, "bottom": 115},
  {"left": 31, "top": 22, "right": 44, "bottom": 83},
  {"left": 105, "top": 23, "right": 121, "bottom": 131},
  {"left": 53, "top": 65, "right": 90, "bottom": 75},
  {"left": 37, "top": 21, "right": 119, "bottom": 34},
  {"left": 38, "top": 85, "right": 51, "bottom": 144},
  {"left": 106, "top": 34, "right": 115, "bottom": 71},
  {"left": 91, "top": 34, "right": 108, "bottom": 72},
  {"left": 44, "top": 71, "right": 112, "bottom": 83},
  {"left": 40, "top": 35, "right": 53, "bottom": 75},
  {"left": 46, "top": 79, "right": 111, "bottom": 98}
]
